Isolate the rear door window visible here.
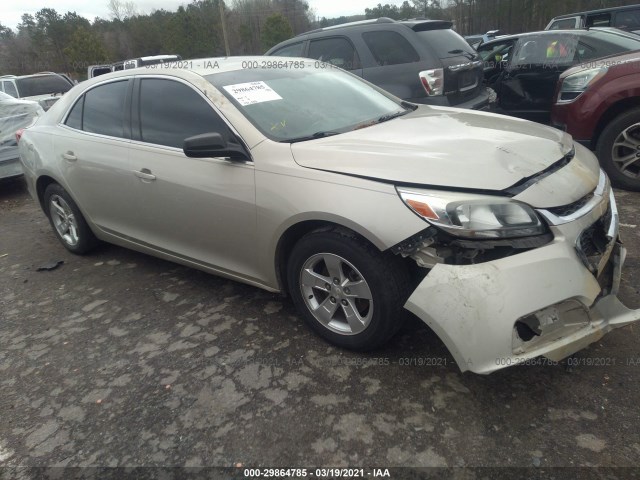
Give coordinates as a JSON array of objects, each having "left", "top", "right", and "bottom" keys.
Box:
[
  {"left": 138, "top": 78, "right": 231, "bottom": 149},
  {"left": 82, "top": 80, "right": 128, "bottom": 138},
  {"left": 363, "top": 31, "right": 420, "bottom": 65},
  {"left": 307, "top": 37, "right": 361, "bottom": 70}
]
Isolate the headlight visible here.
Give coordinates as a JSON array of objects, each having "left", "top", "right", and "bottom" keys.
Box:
[
  {"left": 557, "top": 66, "right": 608, "bottom": 103},
  {"left": 397, "top": 188, "right": 546, "bottom": 239}
]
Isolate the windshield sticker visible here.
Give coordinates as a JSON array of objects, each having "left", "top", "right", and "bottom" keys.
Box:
[{"left": 223, "top": 81, "right": 282, "bottom": 106}]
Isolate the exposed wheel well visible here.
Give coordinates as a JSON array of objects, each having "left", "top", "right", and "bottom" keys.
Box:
[
  {"left": 592, "top": 97, "right": 640, "bottom": 149},
  {"left": 275, "top": 221, "right": 385, "bottom": 296},
  {"left": 36, "top": 175, "right": 58, "bottom": 212}
]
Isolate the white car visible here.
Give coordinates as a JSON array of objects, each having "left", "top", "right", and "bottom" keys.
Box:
[
  {"left": 18, "top": 57, "right": 640, "bottom": 373},
  {"left": 0, "top": 73, "right": 73, "bottom": 111},
  {"left": 0, "top": 92, "right": 44, "bottom": 179}
]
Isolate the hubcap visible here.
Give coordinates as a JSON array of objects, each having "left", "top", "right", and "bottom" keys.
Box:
[
  {"left": 49, "top": 195, "right": 79, "bottom": 246},
  {"left": 611, "top": 123, "right": 640, "bottom": 179},
  {"left": 299, "top": 253, "right": 373, "bottom": 335}
]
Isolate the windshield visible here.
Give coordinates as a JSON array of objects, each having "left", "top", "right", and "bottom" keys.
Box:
[
  {"left": 16, "top": 75, "right": 72, "bottom": 97},
  {"left": 207, "top": 66, "right": 406, "bottom": 142}
]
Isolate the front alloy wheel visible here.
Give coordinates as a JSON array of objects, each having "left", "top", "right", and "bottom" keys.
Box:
[
  {"left": 300, "top": 253, "right": 374, "bottom": 335},
  {"left": 287, "top": 230, "right": 411, "bottom": 351}
]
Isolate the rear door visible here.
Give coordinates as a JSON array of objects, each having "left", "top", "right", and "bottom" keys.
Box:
[{"left": 54, "top": 79, "right": 139, "bottom": 235}]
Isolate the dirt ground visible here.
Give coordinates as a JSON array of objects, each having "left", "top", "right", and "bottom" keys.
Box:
[{"left": 1, "top": 176, "right": 640, "bottom": 474}]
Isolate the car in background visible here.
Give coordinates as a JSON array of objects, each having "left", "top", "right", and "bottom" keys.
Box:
[
  {"left": 465, "top": 30, "right": 501, "bottom": 49},
  {"left": 0, "top": 92, "right": 43, "bottom": 179},
  {"left": 265, "top": 17, "right": 489, "bottom": 110},
  {"left": 477, "top": 28, "right": 640, "bottom": 124},
  {"left": 0, "top": 72, "right": 73, "bottom": 111},
  {"left": 17, "top": 57, "right": 640, "bottom": 374},
  {"left": 552, "top": 50, "right": 640, "bottom": 191},
  {"left": 87, "top": 55, "right": 183, "bottom": 79},
  {"left": 546, "top": 3, "right": 640, "bottom": 34}
]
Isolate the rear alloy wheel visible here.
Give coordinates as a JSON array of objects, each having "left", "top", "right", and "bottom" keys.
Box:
[
  {"left": 287, "top": 230, "right": 411, "bottom": 350},
  {"left": 44, "top": 183, "right": 98, "bottom": 254},
  {"left": 596, "top": 108, "right": 640, "bottom": 191}
]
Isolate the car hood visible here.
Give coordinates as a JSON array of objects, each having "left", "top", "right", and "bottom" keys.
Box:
[{"left": 290, "top": 106, "right": 575, "bottom": 192}]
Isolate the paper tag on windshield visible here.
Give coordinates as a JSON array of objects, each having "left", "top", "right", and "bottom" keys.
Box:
[{"left": 223, "top": 81, "right": 282, "bottom": 106}]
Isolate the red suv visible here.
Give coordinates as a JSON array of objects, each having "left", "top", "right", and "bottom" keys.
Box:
[{"left": 551, "top": 50, "right": 640, "bottom": 190}]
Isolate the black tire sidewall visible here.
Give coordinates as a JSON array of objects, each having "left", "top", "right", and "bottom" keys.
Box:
[
  {"left": 287, "top": 231, "right": 408, "bottom": 351},
  {"left": 44, "top": 184, "right": 96, "bottom": 254},
  {"left": 596, "top": 108, "right": 640, "bottom": 192}
]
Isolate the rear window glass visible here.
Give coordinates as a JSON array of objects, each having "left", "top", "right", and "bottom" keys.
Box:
[
  {"left": 83, "top": 80, "right": 128, "bottom": 138},
  {"left": 415, "top": 29, "right": 476, "bottom": 59},
  {"left": 3, "top": 81, "right": 18, "bottom": 97},
  {"left": 362, "top": 31, "right": 419, "bottom": 66},
  {"left": 15, "top": 75, "right": 72, "bottom": 97}
]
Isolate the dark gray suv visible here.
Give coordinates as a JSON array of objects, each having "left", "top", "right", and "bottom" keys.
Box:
[{"left": 265, "top": 17, "right": 489, "bottom": 110}]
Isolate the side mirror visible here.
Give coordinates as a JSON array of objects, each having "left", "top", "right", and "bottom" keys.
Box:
[{"left": 183, "top": 132, "right": 249, "bottom": 161}]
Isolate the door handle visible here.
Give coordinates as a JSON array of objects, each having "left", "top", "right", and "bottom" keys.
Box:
[
  {"left": 134, "top": 168, "right": 156, "bottom": 181},
  {"left": 62, "top": 151, "right": 77, "bottom": 161}
]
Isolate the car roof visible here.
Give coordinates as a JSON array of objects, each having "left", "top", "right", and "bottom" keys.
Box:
[
  {"left": 551, "top": 3, "right": 640, "bottom": 20},
  {"left": 77, "top": 56, "right": 312, "bottom": 84},
  {"left": 479, "top": 27, "right": 636, "bottom": 46},
  {"left": 294, "top": 17, "right": 452, "bottom": 37}
]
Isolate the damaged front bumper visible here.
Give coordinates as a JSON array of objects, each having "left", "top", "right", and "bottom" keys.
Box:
[{"left": 403, "top": 175, "right": 640, "bottom": 374}]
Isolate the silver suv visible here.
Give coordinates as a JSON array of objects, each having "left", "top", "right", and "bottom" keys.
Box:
[{"left": 0, "top": 72, "right": 73, "bottom": 111}]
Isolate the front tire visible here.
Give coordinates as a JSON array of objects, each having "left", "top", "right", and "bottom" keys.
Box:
[
  {"left": 287, "top": 230, "right": 411, "bottom": 351},
  {"left": 596, "top": 108, "right": 640, "bottom": 191},
  {"left": 44, "top": 183, "right": 98, "bottom": 254}
]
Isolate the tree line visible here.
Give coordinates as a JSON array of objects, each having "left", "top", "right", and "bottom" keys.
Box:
[{"left": 1, "top": 0, "right": 639, "bottom": 79}]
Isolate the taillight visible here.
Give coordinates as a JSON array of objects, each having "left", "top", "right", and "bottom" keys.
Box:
[
  {"left": 16, "top": 129, "right": 24, "bottom": 143},
  {"left": 419, "top": 69, "right": 444, "bottom": 96}
]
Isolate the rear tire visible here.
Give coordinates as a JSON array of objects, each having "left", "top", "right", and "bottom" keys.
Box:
[
  {"left": 287, "top": 229, "right": 411, "bottom": 351},
  {"left": 596, "top": 108, "right": 640, "bottom": 191},
  {"left": 44, "top": 183, "right": 98, "bottom": 254}
]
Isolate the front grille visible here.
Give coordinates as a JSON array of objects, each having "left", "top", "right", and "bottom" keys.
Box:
[{"left": 547, "top": 192, "right": 594, "bottom": 217}]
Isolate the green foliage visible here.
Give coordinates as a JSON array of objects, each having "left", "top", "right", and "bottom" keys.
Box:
[
  {"left": 261, "top": 13, "right": 293, "bottom": 50},
  {"left": 63, "top": 27, "right": 108, "bottom": 75}
]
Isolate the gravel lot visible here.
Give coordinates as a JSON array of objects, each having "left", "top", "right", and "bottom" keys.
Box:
[{"left": 1, "top": 176, "right": 640, "bottom": 473}]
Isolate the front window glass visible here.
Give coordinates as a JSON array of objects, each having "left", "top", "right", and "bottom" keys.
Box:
[
  {"left": 207, "top": 66, "right": 406, "bottom": 142},
  {"left": 139, "top": 79, "right": 230, "bottom": 148},
  {"left": 308, "top": 37, "right": 361, "bottom": 70},
  {"left": 273, "top": 42, "right": 305, "bottom": 57}
]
